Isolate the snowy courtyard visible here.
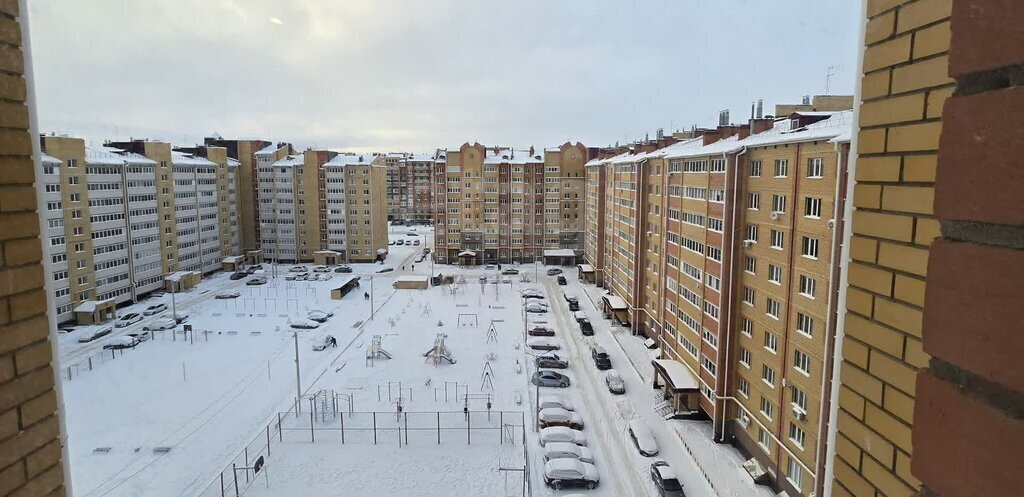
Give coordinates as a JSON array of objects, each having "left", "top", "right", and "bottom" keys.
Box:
[{"left": 60, "top": 227, "right": 770, "bottom": 497}]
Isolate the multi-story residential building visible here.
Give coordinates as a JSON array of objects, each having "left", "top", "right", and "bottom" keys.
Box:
[
  {"left": 202, "top": 137, "right": 273, "bottom": 252},
  {"left": 432, "top": 142, "right": 588, "bottom": 265},
  {"left": 323, "top": 153, "right": 389, "bottom": 262},
  {"left": 387, "top": 153, "right": 435, "bottom": 224},
  {"left": 384, "top": 152, "right": 406, "bottom": 221}
]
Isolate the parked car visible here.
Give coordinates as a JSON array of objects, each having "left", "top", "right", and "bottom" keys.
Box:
[
  {"left": 247, "top": 276, "right": 267, "bottom": 285},
  {"left": 245, "top": 266, "right": 259, "bottom": 275},
  {"left": 396, "top": 239, "right": 405, "bottom": 246},
  {"left": 296, "top": 273, "right": 310, "bottom": 281},
  {"left": 539, "top": 426, "right": 587, "bottom": 447},
  {"left": 562, "top": 292, "right": 577, "bottom": 303},
  {"left": 125, "top": 331, "right": 151, "bottom": 342},
  {"left": 543, "top": 459, "right": 599, "bottom": 490},
  {"left": 312, "top": 335, "right": 336, "bottom": 351},
  {"left": 650, "top": 461, "right": 686, "bottom": 497},
  {"left": 334, "top": 265, "right": 353, "bottom": 273},
  {"left": 501, "top": 268, "right": 519, "bottom": 275},
  {"left": 376, "top": 267, "right": 394, "bottom": 274},
  {"left": 527, "top": 337, "right": 560, "bottom": 351},
  {"left": 591, "top": 346, "right": 612, "bottom": 370},
  {"left": 572, "top": 311, "right": 588, "bottom": 322},
  {"left": 543, "top": 442, "right": 594, "bottom": 464},
  {"left": 173, "top": 314, "right": 189, "bottom": 324},
  {"left": 406, "top": 232, "right": 417, "bottom": 236},
  {"left": 321, "top": 274, "right": 333, "bottom": 281},
  {"left": 289, "top": 266, "right": 307, "bottom": 273},
  {"left": 143, "top": 317, "right": 177, "bottom": 331},
  {"left": 522, "top": 293, "right": 545, "bottom": 301},
  {"left": 557, "top": 275, "right": 567, "bottom": 285},
  {"left": 628, "top": 420, "right": 659, "bottom": 456},
  {"left": 605, "top": 369, "right": 626, "bottom": 394},
  {"left": 216, "top": 290, "right": 241, "bottom": 299},
  {"left": 115, "top": 313, "right": 143, "bottom": 328},
  {"left": 579, "top": 318, "right": 594, "bottom": 336},
  {"left": 528, "top": 326, "right": 556, "bottom": 337},
  {"left": 388, "top": 240, "right": 396, "bottom": 245},
  {"left": 546, "top": 268, "right": 563, "bottom": 276},
  {"left": 103, "top": 336, "right": 140, "bottom": 350},
  {"left": 532, "top": 370, "right": 570, "bottom": 388},
  {"left": 525, "top": 303, "right": 548, "bottom": 313},
  {"left": 309, "top": 273, "right": 322, "bottom": 281},
  {"left": 539, "top": 408, "right": 584, "bottom": 429},
  {"left": 77, "top": 327, "right": 112, "bottom": 343},
  {"left": 535, "top": 353, "right": 568, "bottom": 369},
  {"left": 568, "top": 300, "right": 580, "bottom": 311},
  {"left": 285, "top": 273, "right": 297, "bottom": 281},
  {"left": 230, "top": 271, "right": 247, "bottom": 280},
  {"left": 143, "top": 303, "right": 167, "bottom": 316},
  {"left": 307, "top": 310, "right": 334, "bottom": 323},
  {"left": 313, "top": 265, "right": 331, "bottom": 273},
  {"left": 413, "top": 240, "right": 420, "bottom": 246},
  {"left": 290, "top": 318, "right": 320, "bottom": 330},
  {"left": 539, "top": 394, "right": 574, "bottom": 411}
]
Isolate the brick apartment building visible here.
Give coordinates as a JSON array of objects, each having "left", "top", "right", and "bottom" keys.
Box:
[{"left": 386, "top": 152, "right": 434, "bottom": 224}]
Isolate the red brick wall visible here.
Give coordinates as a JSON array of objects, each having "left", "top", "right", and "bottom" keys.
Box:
[{"left": 912, "top": 1, "right": 1024, "bottom": 496}]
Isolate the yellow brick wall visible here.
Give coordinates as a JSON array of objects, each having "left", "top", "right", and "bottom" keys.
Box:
[
  {"left": 0, "top": 1, "right": 68, "bottom": 495},
  {"left": 832, "top": 0, "right": 950, "bottom": 495}
]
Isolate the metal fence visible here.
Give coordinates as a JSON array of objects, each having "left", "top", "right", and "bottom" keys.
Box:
[
  {"left": 196, "top": 409, "right": 527, "bottom": 497},
  {"left": 62, "top": 328, "right": 210, "bottom": 381}
]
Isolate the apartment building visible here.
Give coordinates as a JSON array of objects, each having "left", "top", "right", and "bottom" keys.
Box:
[
  {"left": 323, "top": 153, "right": 389, "bottom": 262},
  {"left": 386, "top": 153, "right": 434, "bottom": 224},
  {"left": 177, "top": 145, "right": 241, "bottom": 260},
  {"left": 432, "top": 142, "right": 588, "bottom": 265},
  {"left": 202, "top": 137, "right": 273, "bottom": 252}
]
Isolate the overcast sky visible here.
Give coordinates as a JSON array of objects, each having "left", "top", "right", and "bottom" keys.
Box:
[{"left": 29, "top": 0, "right": 860, "bottom": 153}]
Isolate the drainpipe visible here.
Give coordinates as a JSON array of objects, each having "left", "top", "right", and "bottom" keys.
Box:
[
  {"left": 716, "top": 147, "right": 745, "bottom": 442},
  {"left": 22, "top": 1, "right": 74, "bottom": 493},
  {"left": 630, "top": 158, "right": 649, "bottom": 335}
]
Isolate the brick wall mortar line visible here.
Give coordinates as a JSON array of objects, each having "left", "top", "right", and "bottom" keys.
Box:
[
  {"left": 928, "top": 359, "right": 1024, "bottom": 418},
  {"left": 939, "top": 221, "right": 1024, "bottom": 250}
]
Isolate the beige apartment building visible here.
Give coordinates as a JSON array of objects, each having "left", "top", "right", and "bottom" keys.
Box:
[
  {"left": 432, "top": 142, "right": 588, "bottom": 265},
  {"left": 386, "top": 153, "right": 435, "bottom": 224}
]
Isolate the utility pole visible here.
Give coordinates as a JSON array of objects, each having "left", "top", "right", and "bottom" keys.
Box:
[
  {"left": 370, "top": 276, "right": 375, "bottom": 321},
  {"left": 171, "top": 280, "right": 177, "bottom": 318},
  {"left": 293, "top": 331, "right": 301, "bottom": 409}
]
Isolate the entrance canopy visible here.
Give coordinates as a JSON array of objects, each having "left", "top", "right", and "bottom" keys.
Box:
[
  {"left": 458, "top": 250, "right": 476, "bottom": 257},
  {"left": 652, "top": 359, "right": 699, "bottom": 392},
  {"left": 577, "top": 264, "right": 594, "bottom": 273},
  {"left": 222, "top": 255, "right": 243, "bottom": 264},
  {"left": 601, "top": 294, "right": 628, "bottom": 311},
  {"left": 544, "top": 249, "right": 576, "bottom": 258}
]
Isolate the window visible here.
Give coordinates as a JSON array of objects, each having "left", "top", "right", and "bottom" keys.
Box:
[
  {"left": 801, "top": 236, "right": 819, "bottom": 258},
  {"left": 794, "top": 349, "right": 811, "bottom": 375},
  {"left": 786, "top": 457, "right": 804, "bottom": 487},
  {"left": 702, "top": 329, "right": 718, "bottom": 348},
  {"left": 768, "top": 264, "right": 782, "bottom": 284},
  {"left": 706, "top": 246, "right": 721, "bottom": 262},
  {"left": 792, "top": 386, "right": 808, "bottom": 412},
  {"left": 749, "top": 160, "right": 761, "bottom": 177},
  {"left": 772, "top": 194, "right": 786, "bottom": 213},
  {"left": 770, "top": 230, "right": 784, "bottom": 249},
  {"left": 748, "top": 192, "right": 760, "bottom": 210},
  {"left": 804, "top": 197, "right": 822, "bottom": 218},
  {"left": 709, "top": 189, "right": 725, "bottom": 202},
  {"left": 762, "top": 365, "right": 776, "bottom": 387},
  {"left": 760, "top": 396, "right": 774, "bottom": 420},
  {"left": 807, "top": 157, "right": 824, "bottom": 178},
  {"left": 745, "top": 224, "right": 758, "bottom": 242},
  {"left": 796, "top": 313, "right": 814, "bottom": 337},
  {"left": 74, "top": 243, "right": 84, "bottom": 253},
  {"left": 766, "top": 298, "right": 780, "bottom": 319},
  {"left": 758, "top": 427, "right": 772, "bottom": 452},
  {"left": 738, "top": 378, "right": 750, "bottom": 397},
  {"left": 774, "top": 159, "right": 788, "bottom": 177},
  {"left": 743, "top": 287, "right": 755, "bottom": 305},
  {"left": 739, "top": 348, "right": 751, "bottom": 367},
  {"left": 789, "top": 423, "right": 806, "bottom": 449},
  {"left": 707, "top": 217, "right": 723, "bottom": 232},
  {"left": 741, "top": 318, "right": 753, "bottom": 337},
  {"left": 70, "top": 193, "right": 81, "bottom": 202},
  {"left": 799, "top": 275, "right": 816, "bottom": 298},
  {"left": 700, "top": 354, "right": 716, "bottom": 375},
  {"left": 764, "top": 331, "right": 778, "bottom": 353},
  {"left": 703, "top": 301, "right": 719, "bottom": 321},
  {"left": 744, "top": 256, "right": 756, "bottom": 274},
  {"left": 705, "top": 274, "right": 720, "bottom": 292}
]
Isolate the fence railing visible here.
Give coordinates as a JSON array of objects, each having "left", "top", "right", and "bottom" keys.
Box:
[{"left": 62, "top": 328, "right": 210, "bottom": 381}]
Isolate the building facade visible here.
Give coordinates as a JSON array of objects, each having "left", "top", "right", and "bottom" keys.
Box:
[{"left": 386, "top": 153, "right": 434, "bottom": 224}]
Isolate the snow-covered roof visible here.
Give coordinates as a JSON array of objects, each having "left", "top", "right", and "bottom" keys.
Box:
[
  {"left": 255, "top": 143, "right": 281, "bottom": 156},
  {"left": 165, "top": 270, "right": 198, "bottom": 282},
  {"left": 227, "top": 158, "right": 241, "bottom": 167},
  {"left": 577, "top": 264, "right": 595, "bottom": 273},
  {"left": 662, "top": 110, "right": 853, "bottom": 159},
  {"left": 85, "top": 146, "right": 157, "bottom": 166},
  {"left": 458, "top": 250, "right": 476, "bottom": 257},
  {"left": 601, "top": 294, "right": 628, "bottom": 310},
  {"left": 407, "top": 153, "right": 435, "bottom": 162},
  {"left": 482, "top": 148, "right": 542, "bottom": 165},
  {"left": 652, "top": 359, "right": 699, "bottom": 390},
  {"left": 171, "top": 151, "right": 216, "bottom": 167},
  {"left": 394, "top": 275, "right": 429, "bottom": 283},
  {"left": 271, "top": 154, "right": 304, "bottom": 167},
  {"left": 40, "top": 153, "right": 61, "bottom": 165},
  {"left": 222, "top": 255, "right": 244, "bottom": 264},
  {"left": 324, "top": 153, "right": 377, "bottom": 168},
  {"left": 73, "top": 298, "right": 115, "bottom": 313},
  {"left": 544, "top": 249, "right": 576, "bottom": 257}
]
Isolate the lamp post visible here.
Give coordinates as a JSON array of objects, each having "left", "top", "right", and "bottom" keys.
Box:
[{"left": 524, "top": 351, "right": 542, "bottom": 432}]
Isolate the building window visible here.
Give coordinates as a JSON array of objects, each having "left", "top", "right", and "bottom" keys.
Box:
[
  {"left": 743, "top": 287, "right": 755, "bottom": 306},
  {"left": 749, "top": 160, "right": 761, "bottom": 177},
  {"left": 764, "top": 331, "right": 778, "bottom": 353},
  {"left": 789, "top": 423, "right": 806, "bottom": 449},
  {"left": 804, "top": 197, "right": 822, "bottom": 218},
  {"left": 774, "top": 159, "right": 788, "bottom": 177},
  {"left": 766, "top": 298, "right": 780, "bottom": 319},
  {"left": 772, "top": 194, "right": 787, "bottom": 213},
  {"left": 792, "top": 386, "right": 808, "bottom": 412},
  {"left": 799, "top": 275, "right": 816, "bottom": 298},
  {"left": 738, "top": 378, "right": 750, "bottom": 398},
  {"left": 794, "top": 349, "right": 811, "bottom": 375},
  {"left": 744, "top": 256, "right": 756, "bottom": 274},
  {"left": 768, "top": 264, "right": 782, "bottom": 284},
  {"left": 796, "top": 312, "right": 814, "bottom": 338},
  {"left": 741, "top": 318, "right": 753, "bottom": 337},
  {"left": 700, "top": 354, "right": 716, "bottom": 375},
  {"left": 758, "top": 427, "right": 772, "bottom": 453},
  {"left": 786, "top": 457, "right": 804, "bottom": 488},
  {"left": 745, "top": 224, "right": 758, "bottom": 243},
  {"left": 760, "top": 396, "right": 774, "bottom": 420},
  {"left": 801, "top": 236, "right": 819, "bottom": 259},
  {"left": 762, "top": 365, "right": 776, "bottom": 387},
  {"left": 770, "top": 230, "right": 784, "bottom": 249},
  {"left": 740, "top": 348, "right": 751, "bottom": 368},
  {"left": 748, "top": 192, "right": 760, "bottom": 210},
  {"left": 807, "top": 157, "right": 824, "bottom": 178}
]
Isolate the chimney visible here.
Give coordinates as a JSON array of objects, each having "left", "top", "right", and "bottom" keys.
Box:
[
  {"left": 656, "top": 128, "right": 664, "bottom": 140},
  {"left": 700, "top": 130, "right": 721, "bottom": 146},
  {"left": 529, "top": 146, "right": 534, "bottom": 156},
  {"left": 756, "top": 99, "right": 764, "bottom": 118},
  {"left": 718, "top": 109, "right": 730, "bottom": 126},
  {"left": 750, "top": 117, "right": 775, "bottom": 134},
  {"left": 802, "top": 95, "right": 811, "bottom": 105}
]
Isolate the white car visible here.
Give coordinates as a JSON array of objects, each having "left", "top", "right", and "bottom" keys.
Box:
[
  {"left": 605, "top": 369, "right": 626, "bottom": 394},
  {"left": 289, "top": 266, "right": 307, "bottom": 273},
  {"left": 143, "top": 317, "right": 177, "bottom": 331},
  {"left": 539, "top": 394, "right": 574, "bottom": 412},
  {"left": 285, "top": 274, "right": 297, "bottom": 281},
  {"left": 543, "top": 459, "right": 599, "bottom": 490},
  {"left": 215, "top": 290, "right": 241, "bottom": 299},
  {"left": 543, "top": 442, "right": 594, "bottom": 464},
  {"left": 484, "top": 264, "right": 497, "bottom": 270},
  {"left": 526, "top": 337, "right": 560, "bottom": 351},
  {"left": 539, "top": 408, "right": 584, "bottom": 430},
  {"left": 143, "top": 303, "right": 167, "bottom": 316},
  {"left": 520, "top": 287, "right": 543, "bottom": 295},
  {"left": 307, "top": 310, "right": 334, "bottom": 323},
  {"left": 290, "top": 318, "right": 320, "bottom": 330},
  {"left": 309, "top": 273, "right": 322, "bottom": 281},
  {"left": 524, "top": 303, "right": 548, "bottom": 313},
  {"left": 539, "top": 426, "right": 587, "bottom": 447},
  {"left": 115, "top": 313, "right": 143, "bottom": 328},
  {"left": 628, "top": 420, "right": 659, "bottom": 456},
  {"left": 312, "top": 265, "right": 331, "bottom": 273}
]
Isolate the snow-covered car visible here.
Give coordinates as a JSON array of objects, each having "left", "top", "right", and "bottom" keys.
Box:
[
  {"left": 413, "top": 240, "right": 420, "bottom": 246},
  {"left": 546, "top": 268, "right": 563, "bottom": 276},
  {"left": 406, "top": 231, "right": 417, "bottom": 236},
  {"left": 229, "top": 272, "right": 247, "bottom": 280},
  {"left": 527, "top": 326, "right": 555, "bottom": 337},
  {"left": 524, "top": 303, "right": 548, "bottom": 313},
  {"left": 535, "top": 353, "right": 567, "bottom": 369},
  {"left": 650, "top": 461, "right": 685, "bottom": 497},
  {"left": 295, "top": 273, "right": 309, "bottom": 281},
  {"left": 563, "top": 292, "right": 578, "bottom": 303},
  {"left": 502, "top": 268, "right": 519, "bottom": 275},
  {"left": 532, "top": 370, "right": 570, "bottom": 388},
  {"left": 307, "top": 310, "right": 334, "bottom": 323},
  {"left": 247, "top": 276, "right": 267, "bottom": 285},
  {"left": 526, "top": 337, "right": 560, "bottom": 351},
  {"left": 520, "top": 287, "right": 542, "bottom": 295},
  {"left": 312, "top": 335, "right": 336, "bottom": 351},
  {"left": 591, "top": 346, "right": 612, "bottom": 370},
  {"left": 290, "top": 318, "right": 320, "bottom": 330},
  {"left": 543, "top": 442, "right": 594, "bottom": 464},
  {"left": 115, "top": 313, "right": 143, "bottom": 328},
  {"left": 539, "top": 408, "right": 584, "bottom": 429},
  {"left": 605, "top": 369, "right": 626, "bottom": 394},
  {"left": 543, "top": 459, "right": 599, "bottom": 490},
  {"left": 628, "top": 420, "right": 659, "bottom": 456},
  {"left": 522, "top": 293, "right": 545, "bottom": 301},
  {"left": 313, "top": 265, "right": 331, "bottom": 273},
  {"left": 484, "top": 264, "right": 497, "bottom": 270},
  {"left": 321, "top": 274, "right": 333, "bottom": 281},
  {"left": 143, "top": 317, "right": 177, "bottom": 331},
  {"left": 285, "top": 274, "right": 297, "bottom": 281},
  {"left": 309, "top": 273, "right": 321, "bottom": 281},
  {"left": 388, "top": 240, "right": 396, "bottom": 246},
  {"left": 334, "top": 265, "right": 353, "bottom": 273},
  {"left": 539, "top": 426, "right": 587, "bottom": 447},
  {"left": 539, "top": 394, "right": 574, "bottom": 411},
  {"left": 572, "top": 311, "right": 588, "bottom": 322},
  {"left": 77, "top": 327, "right": 112, "bottom": 343},
  {"left": 578, "top": 318, "right": 594, "bottom": 336},
  {"left": 142, "top": 303, "right": 167, "bottom": 316},
  {"left": 396, "top": 239, "right": 405, "bottom": 246},
  {"left": 557, "top": 275, "right": 567, "bottom": 285},
  {"left": 103, "top": 336, "right": 140, "bottom": 350},
  {"left": 215, "top": 290, "right": 241, "bottom": 299},
  {"left": 289, "top": 266, "right": 308, "bottom": 272},
  {"left": 376, "top": 267, "right": 394, "bottom": 274}
]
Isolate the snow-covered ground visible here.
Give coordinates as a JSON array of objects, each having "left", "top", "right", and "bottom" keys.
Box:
[{"left": 63, "top": 224, "right": 771, "bottom": 497}]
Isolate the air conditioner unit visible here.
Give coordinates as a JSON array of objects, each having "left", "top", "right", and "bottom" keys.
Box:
[
  {"left": 769, "top": 211, "right": 781, "bottom": 220},
  {"left": 738, "top": 415, "right": 751, "bottom": 428},
  {"left": 827, "top": 219, "right": 835, "bottom": 230},
  {"left": 791, "top": 403, "right": 807, "bottom": 420},
  {"left": 742, "top": 240, "right": 754, "bottom": 248}
]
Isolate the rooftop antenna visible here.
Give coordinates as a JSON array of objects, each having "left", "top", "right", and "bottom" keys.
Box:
[{"left": 825, "top": 65, "right": 838, "bottom": 95}]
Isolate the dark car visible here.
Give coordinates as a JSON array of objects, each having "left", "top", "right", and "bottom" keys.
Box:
[
  {"left": 528, "top": 326, "right": 556, "bottom": 337},
  {"left": 579, "top": 318, "right": 594, "bottom": 336},
  {"left": 650, "top": 461, "right": 685, "bottom": 496},
  {"left": 591, "top": 346, "right": 612, "bottom": 370},
  {"left": 547, "top": 268, "right": 563, "bottom": 276},
  {"left": 376, "top": 267, "right": 394, "bottom": 274},
  {"left": 230, "top": 271, "right": 247, "bottom": 280},
  {"left": 532, "top": 370, "right": 571, "bottom": 388},
  {"left": 535, "top": 354, "right": 568, "bottom": 369},
  {"left": 334, "top": 265, "right": 353, "bottom": 273},
  {"left": 103, "top": 336, "right": 140, "bottom": 350},
  {"left": 543, "top": 459, "right": 599, "bottom": 490},
  {"left": 557, "top": 275, "right": 567, "bottom": 285},
  {"left": 568, "top": 300, "right": 580, "bottom": 311},
  {"left": 245, "top": 266, "right": 258, "bottom": 274},
  {"left": 501, "top": 268, "right": 519, "bottom": 275}
]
